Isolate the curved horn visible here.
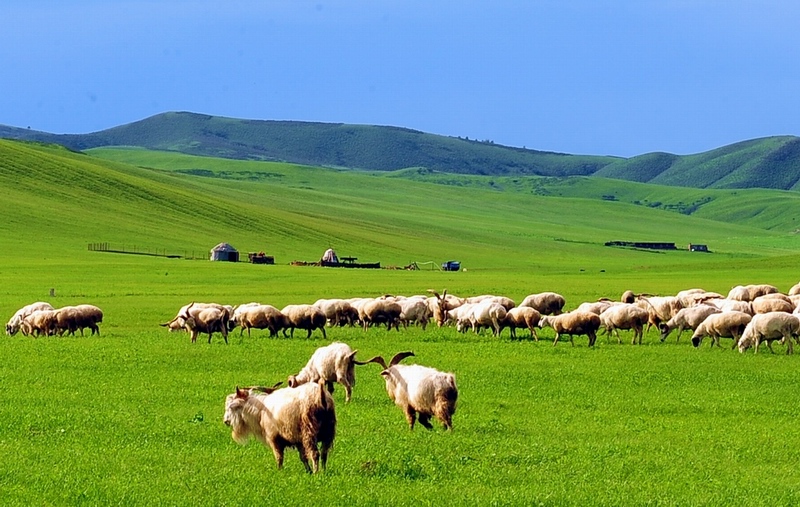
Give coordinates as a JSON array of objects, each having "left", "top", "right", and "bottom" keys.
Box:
[
  {"left": 389, "top": 351, "right": 415, "bottom": 366},
  {"left": 245, "top": 381, "right": 283, "bottom": 394},
  {"left": 357, "top": 355, "right": 388, "bottom": 369},
  {"left": 180, "top": 302, "right": 196, "bottom": 319}
]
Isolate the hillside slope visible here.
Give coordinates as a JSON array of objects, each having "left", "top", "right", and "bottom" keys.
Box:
[{"left": 3, "top": 111, "right": 798, "bottom": 191}]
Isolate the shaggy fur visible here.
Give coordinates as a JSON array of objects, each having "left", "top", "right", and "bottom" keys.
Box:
[
  {"left": 288, "top": 342, "right": 364, "bottom": 402},
  {"left": 223, "top": 382, "right": 336, "bottom": 473}
]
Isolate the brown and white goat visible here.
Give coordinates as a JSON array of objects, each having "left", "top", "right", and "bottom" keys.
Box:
[{"left": 223, "top": 382, "right": 336, "bottom": 473}]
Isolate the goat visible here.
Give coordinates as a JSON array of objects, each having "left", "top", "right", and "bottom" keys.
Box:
[
  {"left": 223, "top": 381, "right": 336, "bottom": 473},
  {"left": 288, "top": 342, "right": 370, "bottom": 402},
  {"left": 363, "top": 352, "right": 457, "bottom": 430}
]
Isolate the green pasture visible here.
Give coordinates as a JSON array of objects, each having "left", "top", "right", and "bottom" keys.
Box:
[{"left": 3, "top": 140, "right": 800, "bottom": 505}]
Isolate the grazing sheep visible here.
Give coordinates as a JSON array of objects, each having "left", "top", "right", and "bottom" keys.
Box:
[
  {"left": 599, "top": 304, "right": 650, "bottom": 345},
  {"left": 53, "top": 304, "right": 104, "bottom": 336},
  {"left": 457, "top": 300, "right": 507, "bottom": 336},
  {"left": 223, "top": 382, "right": 336, "bottom": 473},
  {"left": 20, "top": 309, "right": 59, "bottom": 337},
  {"left": 288, "top": 342, "right": 369, "bottom": 402},
  {"left": 6, "top": 302, "right": 54, "bottom": 336},
  {"left": 636, "top": 296, "right": 684, "bottom": 332},
  {"left": 539, "top": 311, "right": 602, "bottom": 347},
  {"left": 397, "top": 297, "right": 432, "bottom": 330},
  {"left": 658, "top": 305, "right": 720, "bottom": 343},
  {"left": 750, "top": 296, "right": 794, "bottom": 315},
  {"left": 727, "top": 284, "right": 779, "bottom": 302},
  {"left": 621, "top": 290, "right": 636, "bottom": 304},
  {"left": 574, "top": 301, "right": 614, "bottom": 315},
  {"left": 503, "top": 306, "right": 541, "bottom": 340},
  {"left": 281, "top": 305, "right": 328, "bottom": 339},
  {"left": 519, "top": 292, "right": 566, "bottom": 316},
  {"left": 235, "top": 304, "right": 285, "bottom": 337},
  {"left": 358, "top": 299, "right": 402, "bottom": 331},
  {"left": 313, "top": 299, "right": 358, "bottom": 327},
  {"left": 691, "top": 311, "right": 752, "bottom": 348},
  {"left": 737, "top": 312, "right": 800, "bottom": 354},
  {"left": 363, "top": 352, "right": 457, "bottom": 431},
  {"left": 705, "top": 298, "right": 754, "bottom": 315}
]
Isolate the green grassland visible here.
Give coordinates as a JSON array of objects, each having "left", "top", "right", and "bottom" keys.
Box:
[{"left": 3, "top": 140, "right": 800, "bottom": 505}]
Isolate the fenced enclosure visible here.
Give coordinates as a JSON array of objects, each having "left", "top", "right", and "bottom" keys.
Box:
[{"left": 87, "top": 242, "right": 206, "bottom": 260}]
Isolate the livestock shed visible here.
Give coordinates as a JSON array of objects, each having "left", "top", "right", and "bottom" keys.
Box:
[{"left": 209, "top": 242, "right": 239, "bottom": 262}]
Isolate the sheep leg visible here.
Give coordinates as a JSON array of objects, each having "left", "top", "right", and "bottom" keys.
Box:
[
  {"left": 325, "top": 381, "right": 335, "bottom": 395},
  {"left": 343, "top": 383, "right": 352, "bottom": 403},
  {"left": 418, "top": 413, "right": 434, "bottom": 430},
  {"left": 587, "top": 331, "right": 596, "bottom": 347},
  {"left": 269, "top": 441, "right": 286, "bottom": 470},
  {"left": 531, "top": 327, "right": 538, "bottom": 341},
  {"left": 405, "top": 406, "right": 417, "bottom": 429},
  {"left": 321, "top": 326, "right": 328, "bottom": 340},
  {"left": 301, "top": 434, "right": 321, "bottom": 473},
  {"left": 552, "top": 332, "right": 560, "bottom": 347}
]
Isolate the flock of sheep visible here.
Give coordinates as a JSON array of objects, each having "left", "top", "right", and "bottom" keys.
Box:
[{"left": 7, "top": 282, "right": 800, "bottom": 473}]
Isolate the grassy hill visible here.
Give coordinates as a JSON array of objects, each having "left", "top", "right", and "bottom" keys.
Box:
[
  {"left": 3, "top": 111, "right": 800, "bottom": 190},
  {"left": 7, "top": 140, "right": 800, "bottom": 505}
]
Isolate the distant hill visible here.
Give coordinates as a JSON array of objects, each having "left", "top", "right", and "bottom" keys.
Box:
[{"left": 2, "top": 111, "right": 799, "bottom": 190}]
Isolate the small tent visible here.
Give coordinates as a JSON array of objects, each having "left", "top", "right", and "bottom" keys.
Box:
[
  {"left": 210, "top": 242, "right": 239, "bottom": 262},
  {"left": 321, "top": 248, "right": 339, "bottom": 263}
]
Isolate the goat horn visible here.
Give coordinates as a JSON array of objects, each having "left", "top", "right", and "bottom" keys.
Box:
[
  {"left": 389, "top": 351, "right": 415, "bottom": 366},
  {"left": 357, "top": 356, "right": 388, "bottom": 369}
]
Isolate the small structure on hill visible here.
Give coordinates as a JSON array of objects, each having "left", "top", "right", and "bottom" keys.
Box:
[
  {"left": 321, "top": 248, "right": 339, "bottom": 264},
  {"left": 688, "top": 243, "right": 709, "bottom": 252},
  {"left": 442, "top": 260, "right": 461, "bottom": 271},
  {"left": 604, "top": 241, "right": 677, "bottom": 251},
  {"left": 248, "top": 251, "right": 275, "bottom": 264},
  {"left": 210, "top": 242, "right": 239, "bottom": 262}
]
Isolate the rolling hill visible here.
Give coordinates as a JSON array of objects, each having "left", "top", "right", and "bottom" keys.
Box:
[{"left": 2, "top": 111, "right": 799, "bottom": 191}]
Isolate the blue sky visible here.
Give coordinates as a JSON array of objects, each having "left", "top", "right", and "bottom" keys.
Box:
[{"left": 2, "top": 1, "right": 799, "bottom": 157}]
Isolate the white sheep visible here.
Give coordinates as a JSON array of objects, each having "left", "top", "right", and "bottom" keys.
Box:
[
  {"left": 750, "top": 295, "right": 794, "bottom": 315},
  {"left": 727, "top": 284, "right": 779, "bottom": 302},
  {"left": 234, "top": 304, "right": 285, "bottom": 337},
  {"left": 519, "top": 292, "right": 566, "bottom": 315},
  {"left": 574, "top": 300, "right": 614, "bottom": 315},
  {"left": 503, "top": 306, "right": 541, "bottom": 340},
  {"left": 397, "top": 297, "right": 432, "bottom": 330},
  {"left": 20, "top": 309, "right": 59, "bottom": 337},
  {"left": 364, "top": 352, "right": 457, "bottom": 430},
  {"left": 280, "top": 304, "right": 328, "bottom": 339},
  {"left": 223, "top": 382, "right": 336, "bottom": 473},
  {"left": 599, "top": 303, "right": 649, "bottom": 345},
  {"left": 457, "top": 300, "right": 507, "bottom": 336},
  {"left": 6, "top": 302, "right": 54, "bottom": 336},
  {"left": 690, "top": 311, "right": 752, "bottom": 348},
  {"left": 658, "top": 305, "right": 720, "bottom": 343},
  {"left": 53, "top": 304, "right": 104, "bottom": 336},
  {"left": 636, "top": 296, "right": 684, "bottom": 332},
  {"left": 358, "top": 299, "right": 402, "bottom": 331},
  {"left": 288, "top": 342, "right": 368, "bottom": 402},
  {"left": 737, "top": 312, "right": 800, "bottom": 354},
  {"left": 539, "top": 311, "right": 602, "bottom": 347}
]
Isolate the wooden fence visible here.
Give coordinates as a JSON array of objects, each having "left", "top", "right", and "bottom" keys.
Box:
[{"left": 87, "top": 243, "right": 206, "bottom": 260}]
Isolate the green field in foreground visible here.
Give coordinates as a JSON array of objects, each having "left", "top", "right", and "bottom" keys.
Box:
[{"left": 2, "top": 140, "right": 800, "bottom": 505}]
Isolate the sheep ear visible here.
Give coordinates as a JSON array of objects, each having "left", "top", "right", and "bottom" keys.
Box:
[
  {"left": 380, "top": 370, "right": 390, "bottom": 377},
  {"left": 235, "top": 386, "right": 249, "bottom": 398}
]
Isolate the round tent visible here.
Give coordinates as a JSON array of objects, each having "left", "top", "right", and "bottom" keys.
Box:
[{"left": 210, "top": 242, "right": 239, "bottom": 262}]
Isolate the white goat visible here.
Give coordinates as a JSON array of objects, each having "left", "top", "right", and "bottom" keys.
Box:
[
  {"left": 223, "top": 382, "right": 336, "bottom": 473},
  {"left": 364, "top": 352, "right": 457, "bottom": 430},
  {"left": 288, "top": 342, "right": 369, "bottom": 402}
]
